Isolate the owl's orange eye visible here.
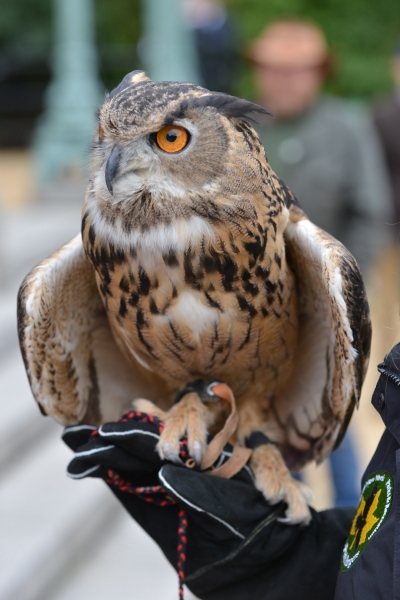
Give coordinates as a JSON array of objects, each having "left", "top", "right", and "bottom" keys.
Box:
[{"left": 156, "top": 126, "right": 189, "bottom": 153}]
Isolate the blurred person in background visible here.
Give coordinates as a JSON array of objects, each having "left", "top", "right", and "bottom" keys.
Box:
[
  {"left": 374, "top": 40, "right": 400, "bottom": 243},
  {"left": 184, "top": 0, "right": 237, "bottom": 94},
  {"left": 248, "top": 18, "right": 392, "bottom": 278},
  {"left": 247, "top": 17, "right": 393, "bottom": 508}
]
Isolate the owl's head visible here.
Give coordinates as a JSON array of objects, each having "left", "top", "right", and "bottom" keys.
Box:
[{"left": 90, "top": 70, "right": 272, "bottom": 227}]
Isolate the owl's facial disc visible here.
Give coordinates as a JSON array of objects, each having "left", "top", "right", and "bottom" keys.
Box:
[
  {"left": 104, "top": 136, "right": 156, "bottom": 197},
  {"left": 104, "top": 122, "right": 194, "bottom": 197}
]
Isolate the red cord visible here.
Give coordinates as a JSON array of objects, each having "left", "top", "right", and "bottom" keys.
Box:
[
  {"left": 177, "top": 509, "right": 188, "bottom": 600},
  {"left": 101, "top": 410, "right": 190, "bottom": 599}
]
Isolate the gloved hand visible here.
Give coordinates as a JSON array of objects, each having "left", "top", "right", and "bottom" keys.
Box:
[{"left": 63, "top": 408, "right": 354, "bottom": 600}]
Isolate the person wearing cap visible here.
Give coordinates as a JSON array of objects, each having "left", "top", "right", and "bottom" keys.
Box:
[
  {"left": 247, "top": 17, "right": 392, "bottom": 511},
  {"left": 374, "top": 41, "right": 400, "bottom": 242}
]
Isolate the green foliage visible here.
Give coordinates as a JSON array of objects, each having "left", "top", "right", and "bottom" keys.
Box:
[
  {"left": 0, "top": 0, "right": 142, "bottom": 50},
  {"left": 226, "top": 0, "right": 400, "bottom": 99},
  {"left": 0, "top": 0, "right": 399, "bottom": 98},
  {"left": 95, "top": 0, "right": 141, "bottom": 89},
  {"left": 0, "top": 0, "right": 51, "bottom": 48},
  {"left": 95, "top": 0, "right": 141, "bottom": 45}
]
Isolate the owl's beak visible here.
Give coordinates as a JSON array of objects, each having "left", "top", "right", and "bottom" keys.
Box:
[{"left": 105, "top": 145, "right": 121, "bottom": 195}]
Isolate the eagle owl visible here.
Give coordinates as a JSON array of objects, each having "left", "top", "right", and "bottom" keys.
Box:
[{"left": 18, "top": 71, "right": 371, "bottom": 524}]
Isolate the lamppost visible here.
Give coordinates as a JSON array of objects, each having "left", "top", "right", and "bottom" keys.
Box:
[
  {"left": 33, "top": 0, "right": 103, "bottom": 182},
  {"left": 34, "top": 0, "right": 199, "bottom": 183},
  {"left": 141, "top": 0, "right": 200, "bottom": 83}
]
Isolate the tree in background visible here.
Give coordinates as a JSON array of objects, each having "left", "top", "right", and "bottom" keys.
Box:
[
  {"left": 227, "top": 0, "right": 400, "bottom": 100},
  {"left": 0, "top": 0, "right": 400, "bottom": 146}
]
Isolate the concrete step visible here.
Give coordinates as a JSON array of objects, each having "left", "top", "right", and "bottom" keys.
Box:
[
  {"left": 0, "top": 346, "right": 52, "bottom": 475},
  {"left": 0, "top": 348, "right": 200, "bottom": 600},
  {"left": 0, "top": 428, "right": 118, "bottom": 600},
  {"left": 0, "top": 286, "right": 23, "bottom": 358},
  {"left": 1, "top": 203, "right": 81, "bottom": 287},
  {"left": 52, "top": 509, "right": 200, "bottom": 600}
]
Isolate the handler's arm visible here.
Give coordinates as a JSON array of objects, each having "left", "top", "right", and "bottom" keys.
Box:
[{"left": 64, "top": 417, "right": 353, "bottom": 600}]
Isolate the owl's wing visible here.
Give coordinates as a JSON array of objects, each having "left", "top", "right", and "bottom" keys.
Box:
[
  {"left": 280, "top": 185, "right": 371, "bottom": 464},
  {"left": 18, "top": 235, "right": 152, "bottom": 426}
]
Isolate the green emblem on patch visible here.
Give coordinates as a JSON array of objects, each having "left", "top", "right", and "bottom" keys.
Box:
[{"left": 341, "top": 471, "right": 393, "bottom": 571}]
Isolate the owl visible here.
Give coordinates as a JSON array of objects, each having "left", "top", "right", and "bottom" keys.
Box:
[{"left": 18, "top": 71, "right": 371, "bottom": 524}]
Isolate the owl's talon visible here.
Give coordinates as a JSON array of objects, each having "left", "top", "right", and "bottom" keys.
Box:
[
  {"left": 191, "top": 440, "right": 205, "bottom": 467},
  {"left": 132, "top": 398, "right": 167, "bottom": 421},
  {"left": 159, "top": 442, "right": 183, "bottom": 464},
  {"left": 293, "top": 479, "right": 314, "bottom": 505},
  {"left": 154, "top": 391, "right": 211, "bottom": 466}
]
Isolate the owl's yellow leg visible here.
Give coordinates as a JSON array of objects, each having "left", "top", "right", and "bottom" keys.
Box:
[
  {"left": 250, "top": 444, "right": 312, "bottom": 525},
  {"left": 237, "top": 403, "right": 312, "bottom": 525},
  {"left": 132, "top": 398, "right": 168, "bottom": 421}
]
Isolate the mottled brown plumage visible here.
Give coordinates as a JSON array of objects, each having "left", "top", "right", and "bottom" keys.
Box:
[{"left": 18, "top": 71, "right": 371, "bottom": 524}]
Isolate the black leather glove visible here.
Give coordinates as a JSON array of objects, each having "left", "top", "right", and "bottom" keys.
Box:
[{"left": 63, "top": 410, "right": 354, "bottom": 600}]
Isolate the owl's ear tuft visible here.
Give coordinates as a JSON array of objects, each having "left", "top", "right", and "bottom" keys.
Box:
[
  {"left": 190, "top": 93, "right": 272, "bottom": 124},
  {"left": 108, "top": 70, "right": 151, "bottom": 99}
]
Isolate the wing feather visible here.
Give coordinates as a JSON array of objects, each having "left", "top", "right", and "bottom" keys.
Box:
[
  {"left": 280, "top": 185, "right": 371, "bottom": 463},
  {"left": 17, "top": 235, "right": 155, "bottom": 426}
]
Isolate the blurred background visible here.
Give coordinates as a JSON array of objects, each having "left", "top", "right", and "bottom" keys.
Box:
[{"left": 1, "top": 0, "right": 400, "bottom": 598}]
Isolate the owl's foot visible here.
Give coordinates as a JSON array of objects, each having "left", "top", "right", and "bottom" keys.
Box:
[
  {"left": 133, "top": 398, "right": 168, "bottom": 421},
  {"left": 133, "top": 394, "right": 213, "bottom": 466},
  {"left": 250, "top": 443, "right": 312, "bottom": 525}
]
